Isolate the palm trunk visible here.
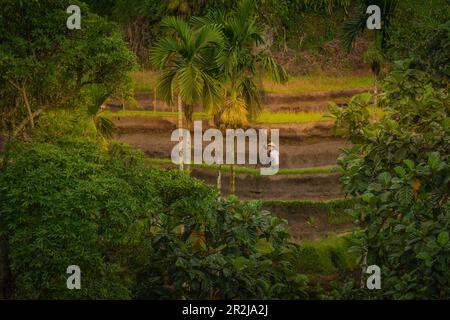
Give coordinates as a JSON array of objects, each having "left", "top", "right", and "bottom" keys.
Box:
[
  {"left": 184, "top": 104, "right": 194, "bottom": 172},
  {"left": 230, "top": 164, "right": 235, "bottom": 195},
  {"left": 171, "top": 87, "right": 174, "bottom": 112},
  {"left": 153, "top": 88, "right": 157, "bottom": 112},
  {"left": 217, "top": 165, "right": 222, "bottom": 195},
  {"left": 230, "top": 139, "right": 236, "bottom": 195},
  {"left": 178, "top": 95, "right": 184, "bottom": 171},
  {"left": 283, "top": 27, "right": 288, "bottom": 53},
  {"left": 373, "top": 77, "right": 378, "bottom": 121}
]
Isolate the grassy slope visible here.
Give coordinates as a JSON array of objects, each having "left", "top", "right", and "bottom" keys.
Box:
[
  {"left": 105, "top": 107, "right": 383, "bottom": 124},
  {"left": 130, "top": 70, "right": 372, "bottom": 94},
  {"left": 263, "top": 75, "right": 373, "bottom": 94},
  {"left": 293, "top": 235, "right": 358, "bottom": 276},
  {"left": 105, "top": 109, "right": 332, "bottom": 124},
  {"left": 257, "top": 234, "right": 359, "bottom": 276},
  {"left": 144, "top": 157, "right": 336, "bottom": 175}
]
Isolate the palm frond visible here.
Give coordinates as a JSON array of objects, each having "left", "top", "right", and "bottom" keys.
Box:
[
  {"left": 177, "top": 63, "right": 203, "bottom": 105},
  {"left": 341, "top": 0, "right": 399, "bottom": 51},
  {"left": 94, "top": 114, "right": 116, "bottom": 139},
  {"left": 340, "top": 14, "right": 367, "bottom": 52},
  {"left": 259, "top": 54, "right": 288, "bottom": 84},
  {"left": 238, "top": 77, "right": 261, "bottom": 121},
  {"left": 221, "top": 94, "right": 248, "bottom": 128},
  {"left": 149, "top": 36, "right": 181, "bottom": 68},
  {"left": 160, "top": 16, "right": 193, "bottom": 52},
  {"left": 156, "top": 67, "right": 177, "bottom": 104},
  {"left": 194, "top": 23, "right": 224, "bottom": 53},
  {"left": 201, "top": 72, "right": 223, "bottom": 114}
]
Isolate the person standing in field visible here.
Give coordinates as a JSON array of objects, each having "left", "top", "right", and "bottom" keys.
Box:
[{"left": 268, "top": 142, "right": 279, "bottom": 169}]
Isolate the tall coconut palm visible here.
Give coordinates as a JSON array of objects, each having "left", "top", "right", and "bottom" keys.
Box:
[
  {"left": 341, "top": 0, "right": 398, "bottom": 115},
  {"left": 194, "top": 0, "right": 287, "bottom": 194},
  {"left": 150, "top": 16, "right": 223, "bottom": 170}
]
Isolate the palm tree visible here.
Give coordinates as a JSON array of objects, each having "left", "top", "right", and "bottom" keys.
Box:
[
  {"left": 220, "top": 93, "right": 249, "bottom": 195},
  {"left": 87, "top": 90, "right": 116, "bottom": 142},
  {"left": 363, "top": 37, "right": 385, "bottom": 119},
  {"left": 194, "top": 0, "right": 287, "bottom": 194},
  {"left": 341, "top": 0, "right": 398, "bottom": 115},
  {"left": 150, "top": 16, "right": 223, "bottom": 170}
]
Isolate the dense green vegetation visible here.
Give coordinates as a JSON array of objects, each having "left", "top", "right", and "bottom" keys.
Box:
[
  {"left": 0, "top": 113, "right": 311, "bottom": 299},
  {"left": 80, "top": 0, "right": 359, "bottom": 65},
  {"left": 293, "top": 236, "right": 358, "bottom": 276},
  {"left": 130, "top": 71, "right": 373, "bottom": 93},
  {"left": 0, "top": 0, "right": 136, "bottom": 140},
  {"left": 78, "top": 0, "right": 449, "bottom": 75},
  {"left": 331, "top": 62, "right": 449, "bottom": 299},
  {"left": 0, "top": 0, "right": 448, "bottom": 301}
]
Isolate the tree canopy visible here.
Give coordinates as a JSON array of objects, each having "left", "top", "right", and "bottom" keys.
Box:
[{"left": 0, "top": 0, "right": 136, "bottom": 138}]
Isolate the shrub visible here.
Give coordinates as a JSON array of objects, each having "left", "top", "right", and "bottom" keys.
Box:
[
  {"left": 0, "top": 138, "right": 158, "bottom": 298},
  {"left": 0, "top": 115, "right": 310, "bottom": 299},
  {"left": 334, "top": 66, "right": 450, "bottom": 299},
  {"left": 290, "top": 236, "right": 358, "bottom": 276},
  {"left": 133, "top": 197, "right": 310, "bottom": 299}
]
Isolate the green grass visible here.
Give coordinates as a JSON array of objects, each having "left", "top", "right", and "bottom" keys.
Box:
[
  {"left": 130, "top": 70, "right": 373, "bottom": 95},
  {"left": 264, "top": 75, "right": 373, "bottom": 94},
  {"left": 104, "top": 109, "right": 333, "bottom": 124},
  {"left": 144, "top": 157, "right": 336, "bottom": 175},
  {"left": 105, "top": 108, "right": 384, "bottom": 125},
  {"left": 293, "top": 235, "right": 359, "bottom": 275},
  {"left": 130, "top": 70, "right": 158, "bottom": 92},
  {"left": 255, "top": 111, "right": 330, "bottom": 124},
  {"left": 257, "top": 234, "right": 359, "bottom": 276}
]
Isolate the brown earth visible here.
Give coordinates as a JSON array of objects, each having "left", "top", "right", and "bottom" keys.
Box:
[
  {"left": 111, "top": 115, "right": 346, "bottom": 200},
  {"left": 107, "top": 87, "right": 371, "bottom": 113},
  {"left": 274, "top": 38, "right": 370, "bottom": 76},
  {"left": 110, "top": 115, "right": 351, "bottom": 239},
  {"left": 189, "top": 168, "right": 343, "bottom": 201},
  {"left": 112, "top": 116, "right": 350, "bottom": 168}
]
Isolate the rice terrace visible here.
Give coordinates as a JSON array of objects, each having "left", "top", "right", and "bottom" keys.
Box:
[{"left": 0, "top": 0, "right": 448, "bottom": 305}]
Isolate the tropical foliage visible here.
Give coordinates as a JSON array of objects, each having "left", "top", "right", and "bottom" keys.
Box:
[
  {"left": 0, "top": 113, "right": 310, "bottom": 299},
  {"left": 150, "top": 16, "right": 223, "bottom": 130},
  {"left": 332, "top": 63, "right": 450, "bottom": 299},
  {"left": 0, "top": 0, "right": 136, "bottom": 139}
]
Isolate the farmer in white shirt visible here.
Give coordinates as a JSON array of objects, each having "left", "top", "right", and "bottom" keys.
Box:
[
  {"left": 268, "top": 142, "right": 279, "bottom": 168},
  {"left": 255, "top": 142, "right": 280, "bottom": 175}
]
